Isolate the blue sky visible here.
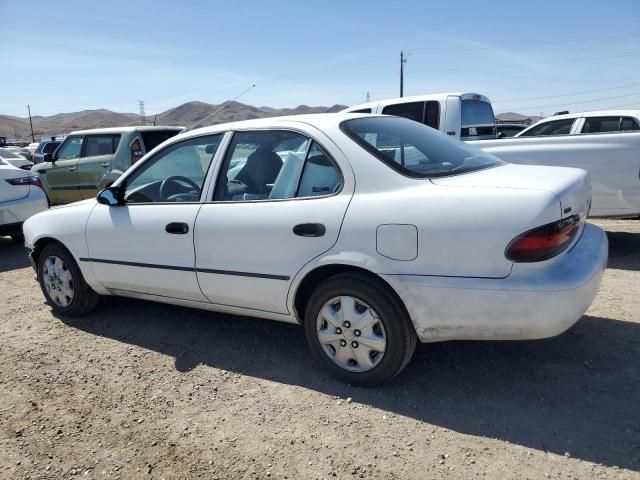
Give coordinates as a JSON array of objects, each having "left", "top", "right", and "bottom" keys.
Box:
[{"left": 1, "top": 0, "right": 639, "bottom": 117}]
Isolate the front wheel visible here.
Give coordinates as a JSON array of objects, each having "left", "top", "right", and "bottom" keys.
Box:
[
  {"left": 304, "top": 272, "right": 417, "bottom": 386},
  {"left": 37, "top": 243, "right": 100, "bottom": 316}
]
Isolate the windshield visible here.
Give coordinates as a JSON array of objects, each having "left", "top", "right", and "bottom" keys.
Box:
[
  {"left": 341, "top": 116, "right": 504, "bottom": 178},
  {"left": 461, "top": 100, "right": 496, "bottom": 140}
]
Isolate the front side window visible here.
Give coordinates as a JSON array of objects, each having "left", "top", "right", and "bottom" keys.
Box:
[
  {"left": 84, "top": 135, "right": 120, "bottom": 157},
  {"left": 215, "top": 130, "right": 341, "bottom": 201},
  {"left": 519, "top": 118, "right": 575, "bottom": 137},
  {"left": 124, "top": 134, "right": 223, "bottom": 203},
  {"left": 341, "top": 116, "right": 503, "bottom": 178},
  {"left": 56, "top": 136, "right": 84, "bottom": 160}
]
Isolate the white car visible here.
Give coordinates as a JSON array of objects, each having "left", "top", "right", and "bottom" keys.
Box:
[
  {"left": 0, "top": 147, "right": 34, "bottom": 170},
  {"left": 23, "top": 114, "right": 607, "bottom": 385},
  {"left": 1, "top": 159, "right": 48, "bottom": 243}
]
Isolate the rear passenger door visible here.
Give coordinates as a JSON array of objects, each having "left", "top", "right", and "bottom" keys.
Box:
[
  {"left": 78, "top": 134, "right": 120, "bottom": 199},
  {"left": 194, "top": 128, "right": 354, "bottom": 315}
]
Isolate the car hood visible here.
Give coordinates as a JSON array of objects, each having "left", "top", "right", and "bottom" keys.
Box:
[{"left": 431, "top": 163, "right": 591, "bottom": 219}]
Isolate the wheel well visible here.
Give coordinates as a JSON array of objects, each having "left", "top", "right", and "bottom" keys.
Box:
[
  {"left": 31, "top": 237, "right": 64, "bottom": 267},
  {"left": 293, "top": 264, "right": 406, "bottom": 324}
]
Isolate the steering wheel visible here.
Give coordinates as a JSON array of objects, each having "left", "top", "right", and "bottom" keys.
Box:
[{"left": 159, "top": 176, "right": 201, "bottom": 201}]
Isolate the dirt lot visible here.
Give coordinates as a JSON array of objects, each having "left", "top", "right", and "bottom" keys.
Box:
[{"left": 1, "top": 219, "right": 639, "bottom": 480}]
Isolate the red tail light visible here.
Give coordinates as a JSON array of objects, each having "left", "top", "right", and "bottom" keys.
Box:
[
  {"left": 5, "top": 175, "right": 43, "bottom": 190},
  {"left": 506, "top": 216, "right": 580, "bottom": 262},
  {"left": 131, "top": 139, "right": 143, "bottom": 164}
]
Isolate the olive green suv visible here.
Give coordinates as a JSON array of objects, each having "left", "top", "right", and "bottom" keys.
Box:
[{"left": 32, "top": 126, "right": 184, "bottom": 204}]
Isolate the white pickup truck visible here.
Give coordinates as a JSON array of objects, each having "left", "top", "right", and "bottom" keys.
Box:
[
  {"left": 342, "top": 92, "right": 497, "bottom": 141},
  {"left": 474, "top": 111, "right": 640, "bottom": 217}
]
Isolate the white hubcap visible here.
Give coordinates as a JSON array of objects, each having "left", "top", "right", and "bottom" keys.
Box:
[
  {"left": 42, "top": 255, "right": 74, "bottom": 307},
  {"left": 316, "top": 296, "right": 386, "bottom": 372}
]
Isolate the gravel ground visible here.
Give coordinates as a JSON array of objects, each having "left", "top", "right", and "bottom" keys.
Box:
[{"left": 0, "top": 219, "right": 639, "bottom": 480}]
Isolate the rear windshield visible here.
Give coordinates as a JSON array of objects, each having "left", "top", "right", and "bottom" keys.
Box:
[
  {"left": 461, "top": 100, "right": 496, "bottom": 140},
  {"left": 0, "top": 148, "right": 21, "bottom": 159},
  {"left": 341, "top": 116, "right": 504, "bottom": 178},
  {"left": 140, "top": 130, "right": 183, "bottom": 152}
]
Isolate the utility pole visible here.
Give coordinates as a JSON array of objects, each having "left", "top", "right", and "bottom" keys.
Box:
[
  {"left": 400, "top": 51, "right": 407, "bottom": 97},
  {"left": 138, "top": 100, "right": 146, "bottom": 126},
  {"left": 366, "top": 92, "right": 370, "bottom": 103},
  {"left": 27, "top": 105, "right": 35, "bottom": 142}
]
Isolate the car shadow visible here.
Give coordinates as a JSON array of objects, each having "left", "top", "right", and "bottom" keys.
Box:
[
  {"left": 606, "top": 229, "right": 640, "bottom": 272},
  {"left": 0, "top": 237, "right": 30, "bottom": 272},
  {"left": 59, "top": 297, "right": 640, "bottom": 472}
]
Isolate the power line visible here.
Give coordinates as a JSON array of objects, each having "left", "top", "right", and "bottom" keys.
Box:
[
  {"left": 409, "top": 32, "right": 640, "bottom": 56},
  {"left": 406, "top": 53, "right": 640, "bottom": 74},
  {"left": 494, "top": 82, "right": 640, "bottom": 103},
  {"left": 497, "top": 91, "right": 640, "bottom": 111},
  {"left": 188, "top": 83, "right": 256, "bottom": 130}
]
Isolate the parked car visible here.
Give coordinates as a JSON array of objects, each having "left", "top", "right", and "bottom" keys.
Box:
[
  {"left": 33, "top": 140, "right": 62, "bottom": 164},
  {"left": 496, "top": 123, "right": 527, "bottom": 138},
  {"left": 19, "top": 142, "right": 40, "bottom": 161},
  {"left": 31, "top": 126, "right": 184, "bottom": 204},
  {"left": 474, "top": 110, "right": 640, "bottom": 217},
  {"left": 23, "top": 114, "right": 607, "bottom": 385},
  {"left": 342, "top": 92, "right": 497, "bottom": 140},
  {"left": 0, "top": 159, "right": 48, "bottom": 243},
  {"left": 0, "top": 147, "right": 34, "bottom": 170}
]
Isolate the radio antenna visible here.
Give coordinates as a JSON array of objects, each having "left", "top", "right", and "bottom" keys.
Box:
[{"left": 187, "top": 83, "right": 256, "bottom": 130}]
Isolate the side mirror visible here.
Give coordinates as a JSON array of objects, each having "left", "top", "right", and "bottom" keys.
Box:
[
  {"left": 43, "top": 153, "right": 53, "bottom": 163},
  {"left": 97, "top": 185, "right": 124, "bottom": 206}
]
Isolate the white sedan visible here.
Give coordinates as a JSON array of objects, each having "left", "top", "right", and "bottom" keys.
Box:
[
  {"left": 1, "top": 159, "right": 48, "bottom": 243},
  {"left": 23, "top": 114, "right": 608, "bottom": 385},
  {"left": 0, "top": 147, "right": 34, "bottom": 170}
]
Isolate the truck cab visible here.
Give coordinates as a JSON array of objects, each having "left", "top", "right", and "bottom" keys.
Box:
[{"left": 342, "top": 92, "right": 496, "bottom": 141}]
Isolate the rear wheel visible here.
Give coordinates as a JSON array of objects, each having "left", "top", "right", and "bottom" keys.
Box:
[
  {"left": 37, "top": 243, "right": 99, "bottom": 316},
  {"left": 304, "top": 272, "right": 416, "bottom": 386}
]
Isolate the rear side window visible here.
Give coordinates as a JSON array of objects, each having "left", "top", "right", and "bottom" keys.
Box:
[
  {"left": 519, "top": 118, "right": 575, "bottom": 137},
  {"left": 582, "top": 117, "right": 621, "bottom": 134},
  {"left": 83, "top": 135, "right": 120, "bottom": 157},
  {"left": 140, "top": 130, "right": 182, "bottom": 152},
  {"left": 341, "top": 116, "right": 503, "bottom": 178},
  {"left": 621, "top": 117, "right": 640, "bottom": 131}
]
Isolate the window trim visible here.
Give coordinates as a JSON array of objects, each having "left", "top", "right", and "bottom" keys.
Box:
[
  {"left": 518, "top": 118, "right": 578, "bottom": 137},
  {"left": 208, "top": 128, "right": 344, "bottom": 204},
  {"left": 81, "top": 134, "right": 121, "bottom": 158},
  {"left": 119, "top": 132, "right": 226, "bottom": 205},
  {"left": 54, "top": 135, "right": 85, "bottom": 161}
]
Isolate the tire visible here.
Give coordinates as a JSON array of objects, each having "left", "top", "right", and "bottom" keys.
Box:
[
  {"left": 10, "top": 233, "right": 24, "bottom": 244},
  {"left": 37, "top": 242, "right": 99, "bottom": 316},
  {"left": 304, "top": 272, "right": 417, "bottom": 386}
]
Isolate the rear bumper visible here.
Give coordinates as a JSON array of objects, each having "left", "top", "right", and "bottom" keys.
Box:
[
  {"left": 383, "top": 223, "right": 608, "bottom": 342},
  {"left": 0, "top": 187, "right": 48, "bottom": 231}
]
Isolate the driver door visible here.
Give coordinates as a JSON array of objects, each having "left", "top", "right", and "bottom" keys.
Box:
[{"left": 85, "top": 133, "right": 224, "bottom": 300}]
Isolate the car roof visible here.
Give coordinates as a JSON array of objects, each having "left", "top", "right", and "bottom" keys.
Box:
[
  {"left": 174, "top": 112, "right": 379, "bottom": 140},
  {"left": 536, "top": 110, "right": 640, "bottom": 123},
  {"left": 68, "top": 125, "right": 186, "bottom": 135},
  {"left": 342, "top": 92, "right": 491, "bottom": 112}
]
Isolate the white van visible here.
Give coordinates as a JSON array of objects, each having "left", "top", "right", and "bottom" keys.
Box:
[{"left": 342, "top": 92, "right": 496, "bottom": 140}]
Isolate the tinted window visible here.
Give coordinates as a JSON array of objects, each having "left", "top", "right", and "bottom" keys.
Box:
[
  {"left": 621, "top": 117, "right": 640, "bottom": 131},
  {"left": 519, "top": 118, "right": 575, "bottom": 137},
  {"left": 215, "top": 131, "right": 340, "bottom": 201},
  {"left": 425, "top": 101, "right": 440, "bottom": 129},
  {"left": 140, "top": 130, "right": 183, "bottom": 152},
  {"left": 56, "top": 136, "right": 84, "bottom": 159},
  {"left": 582, "top": 116, "right": 621, "bottom": 134},
  {"left": 124, "top": 134, "right": 222, "bottom": 203},
  {"left": 42, "top": 141, "right": 61, "bottom": 154},
  {"left": 461, "top": 100, "right": 496, "bottom": 139},
  {"left": 84, "top": 135, "right": 118, "bottom": 157},
  {"left": 382, "top": 102, "right": 423, "bottom": 122},
  {"left": 341, "top": 116, "right": 503, "bottom": 178},
  {"left": 349, "top": 108, "right": 372, "bottom": 113}
]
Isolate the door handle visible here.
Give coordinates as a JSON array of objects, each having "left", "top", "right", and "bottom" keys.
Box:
[
  {"left": 293, "top": 223, "right": 326, "bottom": 237},
  {"left": 165, "top": 222, "right": 189, "bottom": 234},
  {"left": 68, "top": 167, "right": 76, "bottom": 172},
  {"left": 101, "top": 163, "right": 109, "bottom": 168}
]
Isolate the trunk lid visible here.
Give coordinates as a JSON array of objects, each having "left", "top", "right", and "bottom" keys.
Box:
[
  {"left": 0, "top": 165, "right": 30, "bottom": 202},
  {"left": 431, "top": 163, "right": 591, "bottom": 220}
]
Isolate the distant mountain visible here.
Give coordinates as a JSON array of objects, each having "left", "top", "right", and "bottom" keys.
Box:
[{"left": 0, "top": 101, "right": 348, "bottom": 140}]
